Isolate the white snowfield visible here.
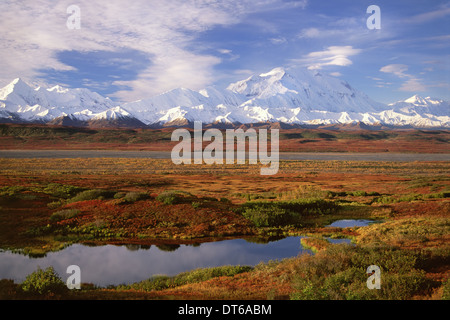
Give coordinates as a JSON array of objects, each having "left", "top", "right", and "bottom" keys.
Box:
[{"left": 1, "top": 67, "right": 449, "bottom": 127}]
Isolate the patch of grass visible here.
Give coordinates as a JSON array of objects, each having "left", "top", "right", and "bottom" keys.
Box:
[
  {"left": 234, "top": 185, "right": 331, "bottom": 202},
  {"left": 424, "top": 191, "right": 450, "bottom": 199},
  {"left": 43, "top": 183, "right": 85, "bottom": 199},
  {"left": 0, "top": 186, "right": 26, "bottom": 197},
  {"left": 0, "top": 183, "right": 85, "bottom": 202},
  {"left": 61, "top": 224, "right": 125, "bottom": 240},
  {"left": 300, "top": 237, "right": 331, "bottom": 253},
  {"left": 114, "top": 192, "right": 126, "bottom": 199},
  {"left": 47, "top": 200, "right": 63, "bottom": 209},
  {"left": 442, "top": 278, "right": 450, "bottom": 300},
  {"left": 372, "top": 191, "right": 449, "bottom": 204},
  {"left": 191, "top": 201, "right": 202, "bottom": 209},
  {"left": 290, "top": 245, "right": 432, "bottom": 300},
  {"left": 326, "top": 190, "right": 380, "bottom": 198},
  {"left": 49, "top": 209, "right": 80, "bottom": 222},
  {"left": 237, "top": 199, "right": 338, "bottom": 227},
  {"left": 118, "top": 265, "right": 253, "bottom": 292},
  {"left": 356, "top": 217, "right": 450, "bottom": 247},
  {"left": 122, "top": 191, "right": 149, "bottom": 203},
  {"left": 67, "top": 189, "right": 116, "bottom": 203},
  {"left": 234, "top": 191, "right": 279, "bottom": 201},
  {"left": 240, "top": 205, "right": 290, "bottom": 227},
  {"left": 156, "top": 190, "right": 194, "bottom": 205}
]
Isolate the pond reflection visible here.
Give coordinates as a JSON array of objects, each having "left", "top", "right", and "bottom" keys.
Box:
[
  {"left": 326, "top": 219, "right": 374, "bottom": 228},
  {"left": 0, "top": 236, "right": 310, "bottom": 287}
]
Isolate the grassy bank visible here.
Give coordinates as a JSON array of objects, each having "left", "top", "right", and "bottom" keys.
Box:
[{"left": 2, "top": 242, "right": 448, "bottom": 300}]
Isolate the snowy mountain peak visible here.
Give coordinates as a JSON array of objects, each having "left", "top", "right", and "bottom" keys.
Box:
[
  {"left": 402, "top": 95, "right": 443, "bottom": 106},
  {"left": 90, "top": 106, "right": 131, "bottom": 120},
  {"left": 226, "top": 66, "right": 385, "bottom": 113},
  {"left": 387, "top": 95, "right": 449, "bottom": 119},
  {"left": 9, "top": 78, "right": 31, "bottom": 88},
  {"left": 0, "top": 78, "right": 33, "bottom": 100},
  {"left": 404, "top": 95, "right": 428, "bottom": 105},
  {"left": 47, "top": 85, "right": 69, "bottom": 94},
  {"left": 10, "top": 78, "right": 28, "bottom": 86},
  {"left": 227, "top": 66, "right": 296, "bottom": 98},
  {"left": 259, "top": 67, "right": 286, "bottom": 78},
  {"left": 0, "top": 78, "right": 119, "bottom": 124}
]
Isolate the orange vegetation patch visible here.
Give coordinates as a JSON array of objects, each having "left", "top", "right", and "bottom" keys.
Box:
[
  {"left": 144, "top": 260, "right": 299, "bottom": 300},
  {"left": 389, "top": 200, "right": 450, "bottom": 218},
  {"left": 56, "top": 197, "right": 256, "bottom": 242}
]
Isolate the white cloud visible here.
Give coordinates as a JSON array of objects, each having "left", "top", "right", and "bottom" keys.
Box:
[
  {"left": 269, "top": 37, "right": 287, "bottom": 45},
  {"left": 380, "top": 64, "right": 427, "bottom": 92},
  {"left": 298, "top": 27, "right": 322, "bottom": 38},
  {"left": 367, "top": 76, "right": 383, "bottom": 81},
  {"left": 217, "top": 48, "right": 239, "bottom": 62},
  {"left": 380, "top": 64, "right": 410, "bottom": 78},
  {"left": 218, "top": 49, "right": 232, "bottom": 55},
  {"left": 406, "top": 5, "right": 450, "bottom": 24},
  {"left": 293, "top": 46, "right": 361, "bottom": 70},
  {"left": 297, "top": 26, "right": 351, "bottom": 40},
  {"left": 399, "top": 78, "right": 427, "bottom": 92},
  {"left": 233, "top": 69, "right": 254, "bottom": 75},
  {"left": 0, "top": 0, "right": 307, "bottom": 102}
]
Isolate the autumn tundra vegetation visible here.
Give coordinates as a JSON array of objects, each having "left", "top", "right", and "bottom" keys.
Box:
[{"left": 0, "top": 124, "right": 448, "bottom": 300}]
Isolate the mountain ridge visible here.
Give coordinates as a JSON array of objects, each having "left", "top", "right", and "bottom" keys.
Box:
[{"left": 1, "top": 67, "right": 449, "bottom": 128}]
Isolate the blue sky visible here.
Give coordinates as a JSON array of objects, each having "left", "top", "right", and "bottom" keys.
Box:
[{"left": 0, "top": 0, "right": 448, "bottom": 104}]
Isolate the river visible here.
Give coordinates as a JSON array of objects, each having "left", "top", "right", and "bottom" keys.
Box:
[{"left": 1, "top": 150, "right": 449, "bottom": 161}]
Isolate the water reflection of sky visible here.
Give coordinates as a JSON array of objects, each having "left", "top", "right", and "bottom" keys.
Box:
[
  {"left": 326, "top": 219, "right": 373, "bottom": 228},
  {"left": 0, "top": 237, "right": 310, "bottom": 287}
]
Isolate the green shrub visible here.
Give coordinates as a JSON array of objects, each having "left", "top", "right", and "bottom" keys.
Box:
[
  {"left": 351, "top": 191, "right": 367, "bottom": 197},
  {"left": 50, "top": 209, "right": 80, "bottom": 222},
  {"left": 156, "top": 191, "right": 193, "bottom": 205},
  {"left": 242, "top": 205, "right": 290, "bottom": 227},
  {"left": 114, "top": 192, "right": 126, "bottom": 199},
  {"left": 0, "top": 186, "right": 26, "bottom": 197},
  {"left": 191, "top": 201, "right": 202, "bottom": 209},
  {"left": 123, "top": 191, "right": 149, "bottom": 203},
  {"left": 21, "top": 267, "right": 67, "bottom": 295},
  {"left": 68, "top": 189, "right": 115, "bottom": 203},
  {"left": 47, "top": 200, "right": 63, "bottom": 209},
  {"left": 238, "top": 199, "right": 337, "bottom": 227},
  {"left": 442, "top": 278, "right": 450, "bottom": 300},
  {"left": 424, "top": 191, "right": 450, "bottom": 199},
  {"left": 290, "top": 245, "right": 432, "bottom": 300},
  {"left": 43, "top": 183, "right": 84, "bottom": 199},
  {"left": 325, "top": 191, "right": 347, "bottom": 198},
  {"left": 326, "top": 190, "right": 380, "bottom": 198}
]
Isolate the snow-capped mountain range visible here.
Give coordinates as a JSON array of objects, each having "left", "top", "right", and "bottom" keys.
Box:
[{"left": 1, "top": 67, "right": 449, "bottom": 128}]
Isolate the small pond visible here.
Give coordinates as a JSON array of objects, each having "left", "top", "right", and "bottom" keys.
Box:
[
  {"left": 326, "top": 219, "right": 376, "bottom": 228},
  {"left": 0, "top": 237, "right": 310, "bottom": 287},
  {"left": 0, "top": 219, "right": 371, "bottom": 287}
]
